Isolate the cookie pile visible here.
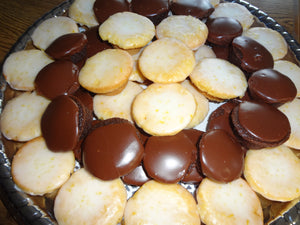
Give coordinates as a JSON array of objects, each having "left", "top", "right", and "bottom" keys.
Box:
[{"left": 1, "top": 0, "right": 300, "bottom": 224}]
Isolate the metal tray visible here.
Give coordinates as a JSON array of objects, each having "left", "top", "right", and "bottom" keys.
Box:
[{"left": 0, "top": 0, "right": 300, "bottom": 224}]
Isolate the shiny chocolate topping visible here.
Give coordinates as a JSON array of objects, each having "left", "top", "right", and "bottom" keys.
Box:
[
  {"left": 170, "top": 0, "right": 214, "bottom": 19},
  {"left": 82, "top": 122, "right": 144, "bottom": 180},
  {"left": 72, "top": 88, "right": 93, "bottom": 112},
  {"left": 93, "top": 0, "right": 130, "bottom": 23},
  {"left": 235, "top": 101, "right": 290, "bottom": 143},
  {"left": 45, "top": 33, "right": 87, "bottom": 62},
  {"left": 41, "top": 95, "right": 80, "bottom": 152},
  {"left": 248, "top": 68, "right": 297, "bottom": 105},
  {"left": 35, "top": 60, "right": 80, "bottom": 100},
  {"left": 231, "top": 36, "right": 274, "bottom": 73},
  {"left": 199, "top": 129, "right": 244, "bottom": 183},
  {"left": 143, "top": 132, "right": 194, "bottom": 183},
  {"left": 122, "top": 164, "right": 151, "bottom": 186},
  {"left": 131, "top": 0, "right": 169, "bottom": 25},
  {"left": 206, "top": 17, "right": 243, "bottom": 46}
]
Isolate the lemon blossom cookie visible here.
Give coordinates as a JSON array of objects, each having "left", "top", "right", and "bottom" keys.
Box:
[
  {"left": 99, "top": 11, "right": 155, "bottom": 49},
  {"left": 69, "top": 0, "right": 99, "bottom": 27},
  {"left": 11, "top": 137, "right": 75, "bottom": 196},
  {"left": 2, "top": 49, "right": 53, "bottom": 91},
  {"left": 139, "top": 38, "right": 195, "bottom": 83},
  {"left": 132, "top": 83, "right": 196, "bottom": 136},
  {"left": 31, "top": 16, "right": 79, "bottom": 50}
]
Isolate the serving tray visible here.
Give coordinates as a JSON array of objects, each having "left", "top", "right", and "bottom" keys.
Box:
[{"left": 0, "top": 0, "right": 299, "bottom": 224}]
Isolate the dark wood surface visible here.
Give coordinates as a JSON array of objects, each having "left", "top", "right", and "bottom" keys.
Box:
[{"left": 0, "top": 0, "right": 299, "bottom": 224}]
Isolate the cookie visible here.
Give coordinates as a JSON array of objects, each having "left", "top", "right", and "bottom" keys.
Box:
[
  {"left": 274, "top": 60, "right": 300, "bottom": 97},
  {"left": 243, "top": 27, "right": 288, "bottom": 60},
  {"left": 132, "top": 83, "right": 196, "bottom": 136},
  {"left": 209, "top": 2, "right": 254, "bottom": 30},
  {"left": 68, "top": 0, "right": 99, "bottom": 27},
  {"left": 127, "top": 47, "right": 147, "bottom": 83},
  {"left": 93, "top": 81, "right": 143, "bottom": 122},
  {"left": 181, "top": 80, "right": 209, "bottom": 129},
  {"left": 194, "top": 45, "right": 216, "bottom": 63},
  {"left": 156, "top": 15, "right": 208, "bottom": 50},
  {"left": 99, "top": 12, "right": 155, "bottom": 49},
  {"left": 54, "top": 168, "right": 127, "bottom": 225},
  {"left": 244, "top": 145, "right": 300, "bottom": 201},
  {"left": 31, "top": 16, "right": 79, "bottom": 50},
  {"left": 11, "top": 137, "right": 75, "bottom": 196},
  {"left": 2, "top": 49, "right": 53, "bottom": 91},
  {"left": 189, "top": 58, "right": 247, "bottom": 101},
  {"left": 78, "top": 49, "right": 133, "bottom": 94},
  {"left": 138, "top": 38, "right": 195, "bottom": 83},
  {"left": 278, "top": 98, "right": 300, "bottom": 149},
  {"left": 0, "top": 92, "right": 50, "bottom": 142},
  {"left": 124, "top": 180, "right": 200, "bottom": 225},
  {"left": 196, "top": 178, "right": 263, "bottom": 225}
]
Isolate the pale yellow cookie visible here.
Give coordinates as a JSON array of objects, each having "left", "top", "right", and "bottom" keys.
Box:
[
  {"left": 139, "top": 38, "right": 195, "bottom": 83},
  {"left": 278, "top": 98, "right": 300, "bottom": 149},
  {"left": 210, "top": 3, "right": 254, "bottom": 30},
  {"left": 244, "top": 145, "right": 300, "bottom": 201},
  {"left": 274, "top": 60, "right": 300, "bottom": 97},
  {"left": 124, "top": 180, "right": 200, "bottom": 225},
  {"left": 93, "top": 81, "right": 143, "bottom": 122},
  {"left": 194, "top": 45, "right": 216, "bottom": 63},
  {"left": 126, "top": 47, "right": 147, "bottom": 83},
  {"left": 79, "top": 49, "right": 133, "bottom": 94},
  {"left": 2, "top": 49, "right": 53, "bottom": 91},
  {"left": 0, "top": 92, "right": 50, "bottom": 142},
  {"left": 99, "top": 12, "right": 155, "bottom": 49},
  {"left": 210, "top": 0, "right": 220, "bottom": 7},
  {"left": 31, "top": 16, "right": 79, "bottom": 50},
  {"left": 54, "top": 168, "right": 127, "bottom": 225},
  {"left": 156, "top": 15, "right": 208, "bottom": 50},
  {"left": 11, "top": 137, "right": 75, "bottom": 196},
  {"left": 181, "top": 80, "right": 209, "bottom": 128},
  {"left": 243, "top": 27, "right": 287, "bottom": 60},
  {"left": 132, "top": 83, "right": 196, "bottom": 136},
  {"left": 196, "top": 178, "right": 263, "bottom": 225},
  {"left": 69, "top": 0, "right": 99, "bottom": 27},
  {"left": 190, "top": 58, "right": 247, "bottom": 101}
]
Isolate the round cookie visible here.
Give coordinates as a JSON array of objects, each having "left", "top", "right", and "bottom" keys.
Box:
[
  {"left": 132, "top": 83, "right": 196, "bottom": 136},
  {"left": 78, "top": 49, "right": 133, "bottom": 94},
  {"left": 274, "top": 60, "right": 300, "bottom": 97},
  {"left": 209, "top": 2, "right": 254, "bottom": 30},
  {"left": 2, "top": 49, "right": 53, "bottom": 91},
  {"left": 138, "top": 38, "right": 195, "bottom": 83},
  {"left": 244, "top": 145, "right": 300, "bottom": 201},
  {"left": 93, "top": 81, "right": 143, "bottom": 122},
  {"left": 181, "top": 80, "right": 209, "bottom": 129},
  {"left": 156, "top": 15, "right": 208, "bottom": 50},
  {"left": 68, "top": 0, "right": 99, "bottom": 27},
  {"left": 99, "top": 12, "right": 155, "bottom": 49},
  {"left": 194, "top": 45, "right": 216, "bottom": 63},
  {"left": 54, "top": 168, "right": 127, "bottom": 225},
  {"left": 11, "top": 137, "right": 75, "bottom": 196},
  {"left": 189, "top": 58, "right": 247, "bottom": 101},
  {"left": 196, "top": 178, "right": 263, "bottom": 225},
  {"left": 243, "top": 27, "right": 288, "bottom": 60},
  {"left": 279, "top": 98, "right": 300, "bottom": 149},
  {"left": 0, "top": 92, "right": 50, "bottom": 142},
  {"left": 127, "top": 47, "right": 147, "bottom": 83},
  {"left": 124, "top": 180, "right": 200, "bottom": 225},
  {"left": 31, "top": 16, "right": 79, "bottom": 50},
  {"left": 122, "top": 164, "right": 151, "bottom": 186}
]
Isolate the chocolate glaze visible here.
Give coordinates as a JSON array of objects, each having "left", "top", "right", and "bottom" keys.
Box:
[
  {"left": 230, "top": 36, "right": 274, "bottom": 73},
  {"left": 170, "top": 0, "right": 214, "bottom": 19},
  {"left": 72, "top": 88, "right": 93, "bottom": 112},
  {"left": 82, "top": 122, "right": 144, "bottom": 180},
  {"left": 211, "top": 44, "right": 230, "bottom": 60},
  {"left": 248, "top": 68, "right": 297, "bottom": 105},
  {"left": 199, "top": 129, "right": 244, "bottom": 183},
  {"left": 122, "top": 164, "right": 151, "bottom": 186},
  {"left": 231, "top": 101, "right": 291, "bottom": 149},
  {"left": 206, "top": 17, "right": 243, "bottom": 46},
  {"left": 93, "top": 0, "right": 130, "bottom": 23},
  {"left": 143, "top": 132, "right": 194, "bottom": 183},
  {"left": 35, "top": 60, "right": 80, "bottom": 100},
  {"left": 131, "top": 0, "right": 169, "bottom": 25},
  {"left": 45, "top": 33, "right": 87, "bottom": 63}
]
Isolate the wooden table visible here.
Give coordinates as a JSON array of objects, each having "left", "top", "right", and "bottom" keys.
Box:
[{"left": 0, "top": 0, "right": 299, "bottom": 224}]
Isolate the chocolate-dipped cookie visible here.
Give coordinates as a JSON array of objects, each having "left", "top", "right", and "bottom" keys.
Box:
[{"left": 122, "top": 164, "right": 151, "bottom": 186}]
